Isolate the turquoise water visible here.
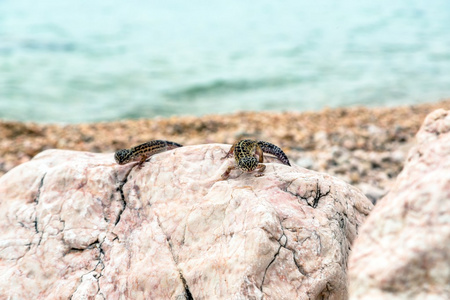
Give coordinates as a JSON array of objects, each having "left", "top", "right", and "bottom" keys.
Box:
[{"left": 1, "top": 0, "right": 450, "bottom": 123}]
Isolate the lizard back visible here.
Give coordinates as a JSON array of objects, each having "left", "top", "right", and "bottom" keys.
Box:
[
  {"left": 115, "top": 140, "right": 183, "bottom": 164},
  {"left": 234, "top": 140, "right": 258, "bottom": 163}
]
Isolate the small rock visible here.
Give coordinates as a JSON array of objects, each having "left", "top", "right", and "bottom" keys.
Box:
[
  {"left": 295, "top": 156, "right": 314, "bottom": 169},
  {"left": 357, "top": 183, "right": 387, "bottom": 204}
]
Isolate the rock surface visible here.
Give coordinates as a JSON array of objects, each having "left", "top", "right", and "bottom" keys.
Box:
[
  {"left": 0, "top": 144, "right": 372, "bottom": 299},
  {"left": 349, "top": 109, "right": 450, "bottom": 299}
]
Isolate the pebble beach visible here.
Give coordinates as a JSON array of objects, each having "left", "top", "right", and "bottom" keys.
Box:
[{"left": 1, "top": 99, "right": 450, "bottom": 203}]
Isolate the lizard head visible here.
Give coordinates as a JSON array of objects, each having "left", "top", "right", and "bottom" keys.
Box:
[
  {"left": 114, "top": 149, "right": 133, "bottom": 165},
  {"left": 238, "top": 157, "right": 258, "bottom": 172}
]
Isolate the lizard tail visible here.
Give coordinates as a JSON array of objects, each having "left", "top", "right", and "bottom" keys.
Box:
[{"left": 257, "top": 141, "right": 291, "bottom": 166}]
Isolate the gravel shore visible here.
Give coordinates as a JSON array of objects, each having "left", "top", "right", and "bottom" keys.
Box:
[{"left": 1, "top": 99, "right": 449, "bottom": 203}]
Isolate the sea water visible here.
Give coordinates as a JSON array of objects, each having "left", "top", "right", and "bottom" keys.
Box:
[{"left": 0, "top": 0, "right": 449, "bottom": 123}]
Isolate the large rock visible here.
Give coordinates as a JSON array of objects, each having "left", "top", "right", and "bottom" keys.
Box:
[
  {"left": 349, "top": 109, "right": 450, "bottom": 299},
  {"left": 0, "top": 144, "right": 372, "bottom": 299}
]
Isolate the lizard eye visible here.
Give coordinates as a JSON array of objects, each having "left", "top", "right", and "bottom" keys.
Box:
[{"left": 114, "top": 149, "right": 131, "bottom": 164}]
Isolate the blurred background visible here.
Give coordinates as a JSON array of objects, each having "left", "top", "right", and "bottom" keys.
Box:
[{"left": 0, "top": 0, "right": 449, "bottom": 123}]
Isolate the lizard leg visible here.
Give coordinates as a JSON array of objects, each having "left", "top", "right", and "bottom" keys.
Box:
[
  {"left": 137, "top": 155, "right": 149, "bottom": 169},
  {"left": 254, "top": 163, "right": 266, "bottom": 177},
  {"left": 221, "top": 165, "right": 236, "bottom": 180},
  {"left": 255, "top": 144, "right": 264, "bottom": 163},
  {"left": 221, "top": 142, "right": 236, "bottom": 159}
]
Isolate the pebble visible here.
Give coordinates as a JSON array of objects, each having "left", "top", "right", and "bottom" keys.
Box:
[{"left": 295, "top": 157, "right": 315, "bottom": 169}]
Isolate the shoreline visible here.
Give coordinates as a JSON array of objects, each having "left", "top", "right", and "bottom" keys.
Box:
[{"left": 1, "top": 99, "right": 450, "bottom": 202}]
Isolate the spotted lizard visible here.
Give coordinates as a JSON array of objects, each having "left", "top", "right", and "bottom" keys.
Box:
[
  {"left": 114, "top": 140, "right": 183, "bottom": 168},
  {"left": 221, "top": 139, "right": 291, "bottom": 179}
]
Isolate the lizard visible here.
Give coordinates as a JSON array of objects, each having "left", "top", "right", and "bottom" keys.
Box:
[
  {"left": 221, "top": 139, "right": 291, "bottom": 179},
  {"left": 114, "top": 140, "right": 183, "bottom": 168}
]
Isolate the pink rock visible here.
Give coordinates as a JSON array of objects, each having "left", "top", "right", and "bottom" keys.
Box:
[
  {"left": 349, "top": 109, "right": 450, "bottom": 299},
  {"left": 0, "top": 144, "right": 372, "bottom": 299}
]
